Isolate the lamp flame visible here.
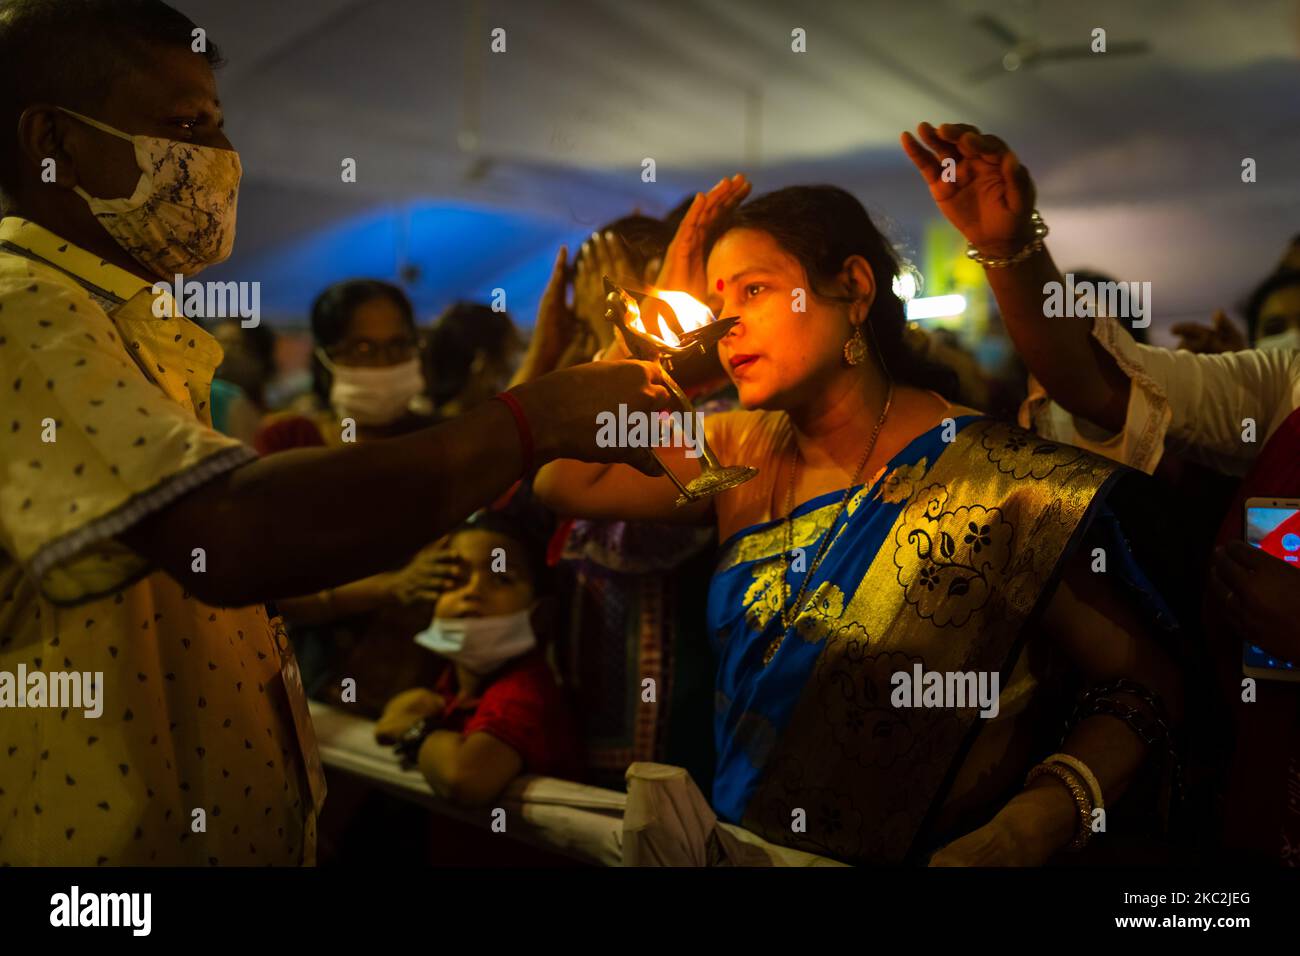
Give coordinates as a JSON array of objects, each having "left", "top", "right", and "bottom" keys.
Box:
[
  {"left": 619, "top": 289, "right": 715, "bottom": 349},
  {"left": 625, "top": 299, "right": 645, "bottom": 335},
  {"left": 656, "top": 315, "right": 681, "bottom": 347}
]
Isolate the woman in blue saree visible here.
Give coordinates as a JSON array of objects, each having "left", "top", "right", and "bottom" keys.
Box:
[{"left": 536, "top": 181, "right": 1181, "bottom": 865}]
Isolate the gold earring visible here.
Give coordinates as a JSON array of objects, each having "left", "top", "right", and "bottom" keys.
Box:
[{"left": 843, "top": 326, "right": 867, "bottom": 366}]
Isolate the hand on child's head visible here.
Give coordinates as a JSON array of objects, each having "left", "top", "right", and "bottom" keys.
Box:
[{"left": 433, "top": 528, "right": 535, "bottom": 620}]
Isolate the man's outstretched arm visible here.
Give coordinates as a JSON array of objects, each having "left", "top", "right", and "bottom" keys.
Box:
[{"left": 120, "top": 361, "right": 670, "bottom": 607}]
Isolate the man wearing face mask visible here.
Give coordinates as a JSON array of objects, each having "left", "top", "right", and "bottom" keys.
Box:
[{"left": 0, "top": 0, "right": 671, "bottom": 866}]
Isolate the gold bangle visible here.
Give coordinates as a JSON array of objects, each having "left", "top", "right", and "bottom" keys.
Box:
[
  {"left": 1044, "top": 753, "right": 1105, "bottom": 814},
  {"left": 1026, "top": 760, "right": 1094, "bottom": 852},
  {"left": 965, "top": 210, "right": 1048, "bottom": 268}
]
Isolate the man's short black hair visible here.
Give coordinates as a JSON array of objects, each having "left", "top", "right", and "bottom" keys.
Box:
[
  {"left": 1067, "top": 267, "right": 1149, "bottom": 344},
  {"left": 0, "top": 0, "right": 222, "bottom": 200}
]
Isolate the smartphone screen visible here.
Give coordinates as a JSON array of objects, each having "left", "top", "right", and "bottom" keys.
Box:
[
  {"left": 1244, "top": 505, "right": 1300, "bottom": 675},
  {"left": 1246, "top": 505, "right": 1300, "bottom": 562}
]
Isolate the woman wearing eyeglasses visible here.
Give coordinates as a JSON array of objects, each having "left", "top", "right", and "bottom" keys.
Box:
[
  {"left": 252, "top": 279, "right": 461, "bottom": 715},
  {"left": 255, "top": 279, "right": 432, "bottom": 454}
]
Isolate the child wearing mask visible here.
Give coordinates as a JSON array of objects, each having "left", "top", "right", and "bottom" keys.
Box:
[
  {"left": 253, "top": 279, "right": 451, "bottom": 709},
  {"left": 375, "top": 511, "right": 580, "bottom": 806}
]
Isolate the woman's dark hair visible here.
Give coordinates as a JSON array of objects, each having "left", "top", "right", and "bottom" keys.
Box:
[
  {"left": 426, "top": 302, "right": 518, "bottom": 408},
  {"left": 1242, "top": 268, "right": 1300, "bottom": 343},
  {"left": 706, "top": 185, "right": 957, "bottom": 399},
  {"left": 208, "top": 318, "right": 278, "bottom": 407},
  {"left": 308, "top": 278, "right": 416, "bottom": 404},
  {"left": 601, "top": 214, "right": 672, "bottom": 276},
  {"left": 241, "top": 321, "right": 277, "bottom": 374}
]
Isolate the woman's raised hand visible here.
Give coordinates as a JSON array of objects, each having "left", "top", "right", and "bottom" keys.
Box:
[
  {"left": 1171, "top": 309, "right": 1249, "bottom": 354},
  {"left": 655, "top": 173, "right": 751, "bottom": 302},
  {"left": 574, "top": 231, "right": 638, "bottom": 351},
  {"left": 901, "top": 123, "right": 1036, "bottom": 258},
  {"left": 512, "top": 246, "right": 582, "bottom": 385},
  {"left": 536, "top": 245, "right": 575, "bottom": 339}
]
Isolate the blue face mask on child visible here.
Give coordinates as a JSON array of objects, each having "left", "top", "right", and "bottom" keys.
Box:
[{"left": 414, "top": 608, "right": 536, "bottom": 675}]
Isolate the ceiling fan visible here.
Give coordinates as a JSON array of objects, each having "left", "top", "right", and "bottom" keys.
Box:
[{"left": 966, "top": 12, "right": 1152, "bottom": 82}]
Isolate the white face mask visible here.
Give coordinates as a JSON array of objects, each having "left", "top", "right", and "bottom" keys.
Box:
[
  {"left": 59, "top": 107, "right": 241, "bottom": 280},
  {"left": 1256, "top": 328, "right": 1300, "bottom": 352},
  {"left": 317, "top": 350, "right": 425, "bottom": 426},
  {"left": 414, "top": 608, "right": 537, "bottom": 675}
]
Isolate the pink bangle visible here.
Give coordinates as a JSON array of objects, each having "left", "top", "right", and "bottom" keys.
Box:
[{"left": 493, "top": 391, "right": 534, "bottom": 473}]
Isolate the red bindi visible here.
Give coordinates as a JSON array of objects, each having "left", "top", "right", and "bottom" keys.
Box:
[{"left": 716, "top": 279, "right": 725, "bottom": 291}]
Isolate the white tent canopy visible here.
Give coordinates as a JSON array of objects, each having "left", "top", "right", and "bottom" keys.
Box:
[{"left": 180, "top": 0, "right": 1300, "bottom": 333}]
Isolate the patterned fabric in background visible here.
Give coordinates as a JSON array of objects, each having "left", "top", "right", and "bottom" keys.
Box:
[
  {"left": 556, "top": 519, "right": 718, "bottom": 793},
  {"left": 552, "top": 389, "right": 737, "bottom": 794}
]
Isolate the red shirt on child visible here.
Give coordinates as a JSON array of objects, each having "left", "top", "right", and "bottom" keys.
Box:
[{"left": 434, "top": 650, "right": 580, "bottom": 779}]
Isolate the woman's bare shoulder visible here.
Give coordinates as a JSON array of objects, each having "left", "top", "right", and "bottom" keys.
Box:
[
  {"left": 705, "top": 407, "right": 788, "bottom": 453},
  {"left": 891, "top": 386, "right": 976, "bottom": 433},
  {"left": 904, "top": 386, "right": 986, "bottom": 423}
]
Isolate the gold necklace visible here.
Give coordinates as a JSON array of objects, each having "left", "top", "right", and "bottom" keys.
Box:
[{"left": 767, "top": 383, "right": 895, "bottom": 663}]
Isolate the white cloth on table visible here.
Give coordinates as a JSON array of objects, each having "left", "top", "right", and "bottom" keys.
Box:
[{"left": 621, "top": 762, "right": 847, "bottom": 867}]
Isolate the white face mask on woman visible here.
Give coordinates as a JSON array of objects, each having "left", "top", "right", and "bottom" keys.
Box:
[
  {"left": 413, "top": 608, "right": 537, "bottom": 675},
  {"left": 59, "top": 107, "right": 241, "bottom": 279},
  {"left": 1256, "top": 327, "right": 1300, "bottom": 352},
  {"left": 316, "top": 350, "right": 426, "bottom": 426}
]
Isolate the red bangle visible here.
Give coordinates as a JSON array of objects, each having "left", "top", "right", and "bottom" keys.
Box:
[{"left": 493, "top": 391, "right": 534, "bottom": 474}]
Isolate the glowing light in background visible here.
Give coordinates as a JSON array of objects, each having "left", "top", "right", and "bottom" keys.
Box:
[
  {"left": 906, "top": 294, "right": 967, "bottom": 321},
  {"left": 892, "top": 270, "right": 918, "bottom": 302}
]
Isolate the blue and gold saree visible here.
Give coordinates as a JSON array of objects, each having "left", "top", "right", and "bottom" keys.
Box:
[{"left": 707, "top": 413, "right": 1162, "bottom": 864}]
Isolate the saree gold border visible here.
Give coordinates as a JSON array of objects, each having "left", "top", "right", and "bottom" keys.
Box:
[
  {"left": 738, "top": 420, "right": 1121, "bottom": 864},
  {"left": 716, "top": 499, "right": 846, "bottom": 574}
]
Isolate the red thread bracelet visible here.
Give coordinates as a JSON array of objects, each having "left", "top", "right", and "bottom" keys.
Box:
[{"left": 493, "top": 391, "right": 534, "bottom": 474}]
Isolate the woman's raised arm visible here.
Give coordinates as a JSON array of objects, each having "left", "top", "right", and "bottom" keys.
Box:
[{"left": 901, "top": 122, "right": 1131, "bottom": 433}]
